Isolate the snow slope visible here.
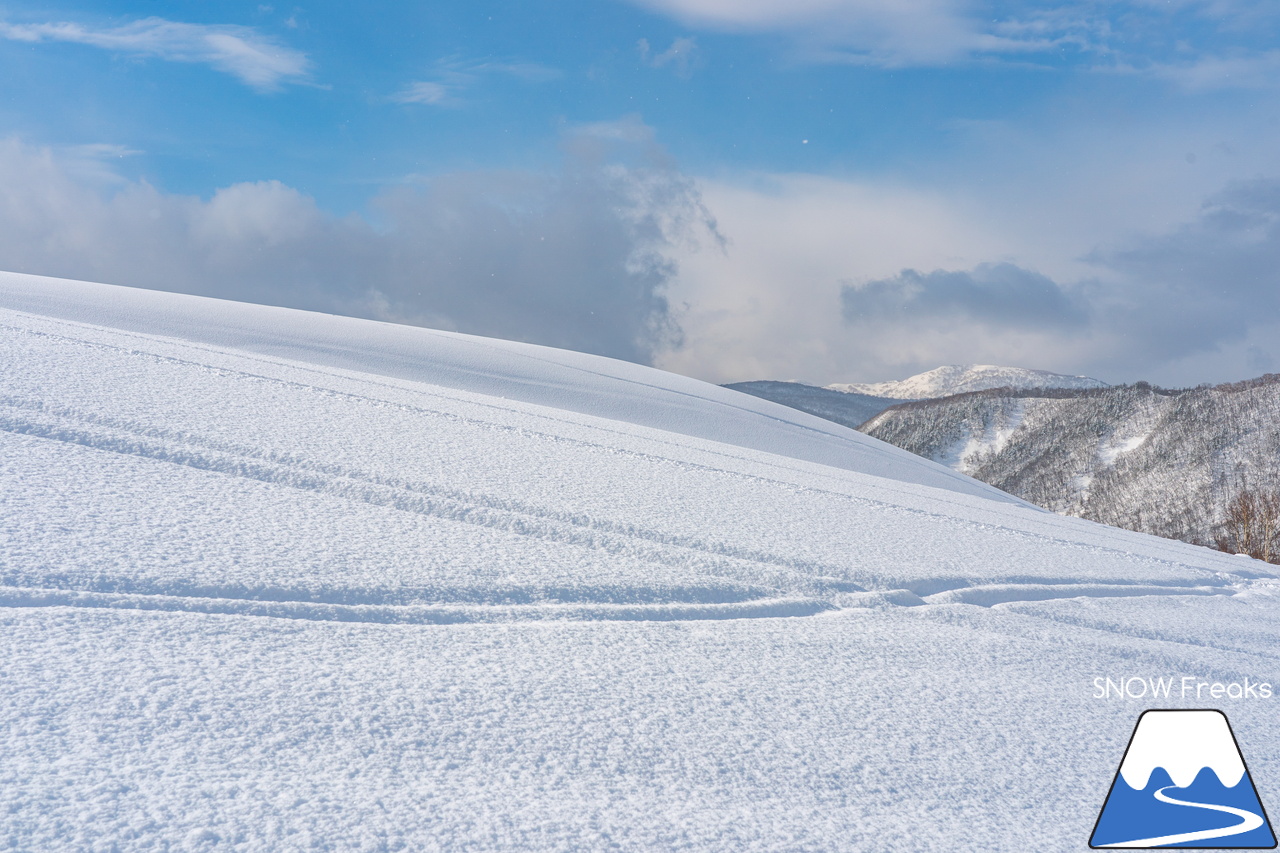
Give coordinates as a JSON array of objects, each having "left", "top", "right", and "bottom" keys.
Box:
[
  {"left": 3, "top": 271, "right": 1279, "bottom": 851},
  {"left": 0, "top": 272, "right": 1016, "bottom": 505},
  {"left": 723, "top": 380, "right": 901, "bottom": 429},
  {"left": 831, "top": 364, "right": 1108, "bottom": 399}
]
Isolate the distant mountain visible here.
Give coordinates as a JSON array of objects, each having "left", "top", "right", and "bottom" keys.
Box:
[
  {"left": 722, "top": 381, "right": 901, "bottom": 430},
  {"left": 859, "top": 376, "right": 1280, "bottom": 546},
  {"left": 829, "top": 364, "right": 1109, "bottom": 399}
]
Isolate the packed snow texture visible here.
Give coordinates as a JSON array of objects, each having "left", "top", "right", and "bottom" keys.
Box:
[
  {"left": 830, "top": 363, "right": 1108, "bottom": 399},
  {"left": 2, "top": 271, "right": 1279, "bottom": 852}
]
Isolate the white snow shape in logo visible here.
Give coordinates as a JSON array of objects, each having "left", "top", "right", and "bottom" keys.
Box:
[{"left": 1119, "top": 710, "right": 1246, "bottom": 790}]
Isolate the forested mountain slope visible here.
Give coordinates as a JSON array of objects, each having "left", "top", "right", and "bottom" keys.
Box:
[{"left": 860, "top": 377, "right": 1280, "bottom": 545}]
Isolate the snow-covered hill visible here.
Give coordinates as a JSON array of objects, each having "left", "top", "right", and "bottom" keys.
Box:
[
  {"left": 723, "top": 380, "right": 900, "bottom": 429},
  {"left": 3, "top": 271, "right": 1279, "bottom": 851},
  {"left": 831, "top": 364, "right": 1108, "bottom": 399},
  {"left": 860, "top": 379, "right": 1280, "bottom": 546}
]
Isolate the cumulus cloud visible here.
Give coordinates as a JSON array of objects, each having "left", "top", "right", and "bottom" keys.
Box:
[
  {"left": 0, "top": 125, "right": 716, "bottom": 363},
  {"left": 0, "top": 17, "right": 311, "bottom": 91},
  {"left": 6, "top": 131, "right": 1279, "bottom": 388}
]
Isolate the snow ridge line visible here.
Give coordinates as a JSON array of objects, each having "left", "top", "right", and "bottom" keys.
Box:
[
  {"left": 0, "top": 399, "right": 865, "bottom": 595},
  {"left": 0, "top": 586, "right": 835, "bottom": 624}
]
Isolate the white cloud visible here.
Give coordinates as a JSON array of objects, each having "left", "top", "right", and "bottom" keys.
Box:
[
  {"left": 626, "top": 0, "right": 937, "bottom": 30},
  {"left": 620, "top": 0, "right": 1036, "bottom": 65},
  {"left": 1137, "top": 51, "right": 1280, "bottom": 91},
  {"left": 653, "top": 166, "right": 1280, "bottom": 388},
  {"left": 0, "top": 17, "right": 310, "bottom": 91},
  {"left": 0, "top": 130, "right": 714, "bottom": 364},
  {"left": 393, "top": 59, "right": 562, "bottom": 107},
  {"left": 39, "top": 144, "right": 143, "bottom": 189},
  {"left": 639, "top": 36, "right": 700, "bottom": 76},
  {"left": 654, "top": 174, "right": 1021, "bottom": 384},
  {"left": 392, "top": 80, "right": 458, "bottom": 106},
  {"left": 622, "top": 0, "right": 1280, "bottom": 76}
]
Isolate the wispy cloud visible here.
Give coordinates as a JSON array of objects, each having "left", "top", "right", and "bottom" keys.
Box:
[
  {"left": 1120, "top": 51, "right": 1280, "bottom": 91},
  {"left": 476, "top": 60, "right": 562, "bottom": 82},
  {"left": 391, "top": 78, "right": 466, "bottom": 107},
  {"left": 0, "top": 17, "right": 311, "bottom": 91},
  {"left": 638, "top": 36, "right": 699, "bottom": 76},
  {"left": 620, "top": 0, "right": 1032, "bottom": 66},
  {"left": 393, "top": 58, "right": 562, "bottom": 107},
  {"left": 621, "top": 0, "right": 1280, "bottom": 72},
  {"left": 52, "top": 143, "right": 143, "bottom": 185}
]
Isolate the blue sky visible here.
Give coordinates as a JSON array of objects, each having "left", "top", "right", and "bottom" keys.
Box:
[{"left": 2, "top": 0, "right": 1280, "bottom": 385}]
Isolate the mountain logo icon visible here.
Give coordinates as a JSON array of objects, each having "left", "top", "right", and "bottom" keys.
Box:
[{"left": 1091, "top": 710, "right": 1276, "bottom": 848}]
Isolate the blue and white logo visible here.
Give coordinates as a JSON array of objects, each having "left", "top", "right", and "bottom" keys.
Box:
[{"left": 1091, "top": 710, "right": 1276, "bottom": 848}]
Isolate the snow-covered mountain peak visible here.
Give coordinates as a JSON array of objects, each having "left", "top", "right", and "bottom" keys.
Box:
[{"left": 827, "top": 364, "right": 1109, "bottom": 399}]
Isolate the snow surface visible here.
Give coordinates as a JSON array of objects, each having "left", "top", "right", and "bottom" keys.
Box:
[
  {"left": 723, "top": 380, "right": 900, "bottom": 430},
  {"left": 3, "top": 271, "right": 1280, "bottom": 851},
  {"left": 830, "top": 364, "right": 1108, "bottom": 399}
]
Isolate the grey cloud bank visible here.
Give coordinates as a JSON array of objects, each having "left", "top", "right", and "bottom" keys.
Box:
[{"left": 842, "top": 263, "right": 1089, "bottom": 330}]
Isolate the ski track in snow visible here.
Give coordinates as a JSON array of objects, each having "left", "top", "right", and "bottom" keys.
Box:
[{"left": 0, "top": 378, "right": 1254, "bottom": 625}]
